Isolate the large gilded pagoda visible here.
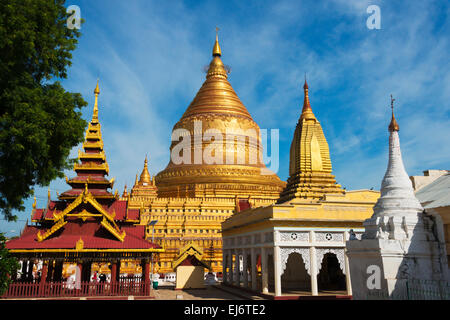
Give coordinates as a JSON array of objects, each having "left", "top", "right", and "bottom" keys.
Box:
[
  {"left": 5, "top": 82, "right": 163, "bottom": 296},
  {"left": 128, "top": 33, "right": 286, "bottom": 273}
]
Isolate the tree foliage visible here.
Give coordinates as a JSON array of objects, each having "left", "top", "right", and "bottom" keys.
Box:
[
  {"left": 0, "top": 233, "right": 19, "bottom": 295},
  {"left": 0, "top": 0, "right": 87, "bottom": 221}
]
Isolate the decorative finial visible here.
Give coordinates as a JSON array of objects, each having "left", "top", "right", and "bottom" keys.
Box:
[
  {"left": 94, "top": 78, "right": 100, "bottom": 95},
  {"left": 213, "top": 27, "right": 222, "bottom": 57},
  {"left": 122, "top": 183, "right": 128, "bottom": 197},
  {"left": 92, "top": 79, "right": 100, "bottom": 123},
  {"left": 389, "top": 94, "right": 399, "bottom": 132},
  {"left": 300, "top": 78, "right": 315, "bottom": 121},
  {"left": 139, "top": 156, "right": 151, "bottom": 184}
]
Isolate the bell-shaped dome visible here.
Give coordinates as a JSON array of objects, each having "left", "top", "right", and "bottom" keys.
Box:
[{"left": 155, "top": 34, "right": 285, "bottom": 199}]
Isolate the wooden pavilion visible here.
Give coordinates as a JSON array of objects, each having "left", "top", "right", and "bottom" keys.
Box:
[{"left": 3, "top": 82, "right": 163, "bottom": 298}]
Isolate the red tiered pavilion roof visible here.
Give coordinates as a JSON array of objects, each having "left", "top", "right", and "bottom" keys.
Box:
[{"left": 6, "top": 82, "right": 162, "bottom": 258}]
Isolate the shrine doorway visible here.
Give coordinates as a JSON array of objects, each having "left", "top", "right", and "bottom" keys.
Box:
[
  {"left": 281, "top": 252, "right": 311, "bottom": 294},
  {"left": 317, "top": 253, "right": 346, "bottom": 292}
]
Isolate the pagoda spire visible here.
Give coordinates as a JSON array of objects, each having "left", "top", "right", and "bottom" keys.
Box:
[
  {"left": 278, "top": 80, "right": 344, "bottom": 203},
  {"left": 213, "top": 26, "right": 221, "bottom": 57},
  {"left": 205, "top": 28, "right": 228, "bottom": 81},
  {"left": 388, "top": 94, "right": 399, "bottom": 132},
  {"left": 372, "top": 96, "right": 422, "bottom": 219},
  {"left": 139, "top": 156, "right": 152, "bottom": 185},
  {"left": 92, "top": 79, "right": 100, "bottom": 124},
  {"left": 59, "top": 80, "right": 114, "bottom": 201},
  {"left": 122, "top": 183, "right": 128, "bottom": 198},
  {"left": 180, "top": 30, "right": 251, "bottom": 120},
  {"left": 300, "top": 77, "right": 316, "bottom": 121}
]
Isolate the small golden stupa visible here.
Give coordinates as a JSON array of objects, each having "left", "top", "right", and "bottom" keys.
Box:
[{"left": 278, "top": 79, "right": 345, "bottom": 202}]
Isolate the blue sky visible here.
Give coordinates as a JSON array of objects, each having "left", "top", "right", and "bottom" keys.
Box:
[{"left": 2, "top": 0, "right": 449, "bottom": 236}]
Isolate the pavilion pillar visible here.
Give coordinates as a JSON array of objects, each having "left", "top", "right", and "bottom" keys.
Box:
[
  {"left": 274, "top": 245, "right": 282, "bottom": 297},
  {"left": 251, "top": 248, "right": 257, "bottom": 291},
  {"left": 234, "top": 251, "right": 240, "bottom": 287},
  {"left": 110, "top": 260, "right": 118, "bottom": 294},
  {"left": 38, "top": 261, "right": 48, "bottom": 297},
  {"left": 221, "top": 250, "right": 226, "bottom": 284},
  {"left": 243, "top": 250, "right": 249, "bottom": 288},
  {"left": 76, "top": 261, "right": 83, "bottom": 291},
  {"left": 142, "top": 259, "right": 150, "bottom": 295},
  {"left": 261, "top": 247, "right": 269, "bottom": 294},
  {"left": 229, "top": 251, "right": 234, "bottom": 284},
  {"left": 310, "top": 246, "right": 318, "bottom": 296},
  {"left": 222, "top": 250, "right": 228, "bottom": 284},
  {"left": 344, "top": 248, "right": 352, "bottom": 296},
  {"left": 116, "top": 260, "right": 121, "bottom": 282}
]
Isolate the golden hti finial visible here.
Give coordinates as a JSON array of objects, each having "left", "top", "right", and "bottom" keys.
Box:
[
  {"left": 122, "top": 183, "right": 128, "bottom": 198},
  {"left": 388, "top": 94, "right": 399, "bottom": 132},
  {"left": 92, "top": 79, "right": 100, "bottom": 124},
  {"left": 139, "top": 155, "right": 151, "bottom": 184},
  {"left": 213, "top": 26, "right": 222, "bottom": 57},
  {"left": 300, "top": 77, "right": 316, "bottom": 121}
]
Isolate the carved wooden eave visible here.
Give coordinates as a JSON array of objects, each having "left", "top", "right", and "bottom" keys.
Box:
[
  {"left": 100, "top": 216, "right": 126, "bottom": 242},
  {"left": 36, "top": 189, "right": 127, "bottom": 243},
  {"left": 36, "top": 219, "right": 68, "bottom": 242}
]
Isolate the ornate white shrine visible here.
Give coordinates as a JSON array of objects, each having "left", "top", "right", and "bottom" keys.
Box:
[
  {"left": 346, "top": 98, "right": 449, "bottom": 299},
  {"left": 222, "top": 227, "right": 363, "bottom": 296}
]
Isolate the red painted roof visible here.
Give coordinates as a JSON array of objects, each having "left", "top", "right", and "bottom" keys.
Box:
[
  {"left": 6, "top": 223, "right": 158, "bottom": 250},
  {"left": 127, "top": 209, "right": 140, "bottom": 221},
  {"left": 69, "top": 175, "right": 111, "bottom": 182},
  {"left": 32, "top": 209, "right": 45, "bottom": 220},
  {"left": 60, "top": 188, "right": 113, "bottom": 197},
  {"left": 107, "top": 200, "right": 128, "bottom": 220}
]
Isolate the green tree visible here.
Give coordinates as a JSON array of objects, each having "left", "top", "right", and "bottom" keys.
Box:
[
  {"left": 0, "top": 0, "right": 87, "bottom": 221},
  {"left": 0, "top": 233, "right": 20, "bottom": 295}
]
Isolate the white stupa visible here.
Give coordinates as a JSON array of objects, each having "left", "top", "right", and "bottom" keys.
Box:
[{"left": 346, "top": 96, "right": 448, "bottom": 299}]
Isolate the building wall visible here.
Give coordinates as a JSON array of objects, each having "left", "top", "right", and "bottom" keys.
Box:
[
  {"left": 175, "top": 265, "right": 206, "bottom": 289},
  {"left": 130, "top": 196, "right": 278, "bottom": 273},
  {"left": 410, "top": 170, "right": 449, "bottom": 191}
]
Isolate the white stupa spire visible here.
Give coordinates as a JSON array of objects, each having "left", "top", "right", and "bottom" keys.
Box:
[
  {"left": 364, "top": 96, "right": 425, "bottom": 240},
  {"left": 346, "top": 96, "right": 449, "bottom": 299},
  {"left": 373, "top": 96, "right": 423, "bottom": 217}
]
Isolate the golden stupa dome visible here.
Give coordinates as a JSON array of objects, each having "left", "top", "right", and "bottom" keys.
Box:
[{"left": 155, "top": 33, "right": 285, "bottom": 199}]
